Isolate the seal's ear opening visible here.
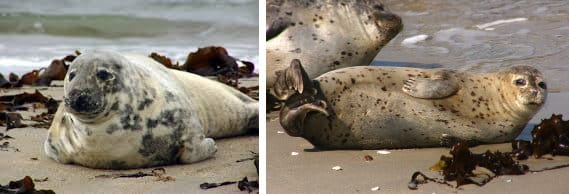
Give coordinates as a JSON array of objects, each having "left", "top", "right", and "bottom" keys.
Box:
[{"left": 272, "top": 59, "right": 312, "bottom": 100}]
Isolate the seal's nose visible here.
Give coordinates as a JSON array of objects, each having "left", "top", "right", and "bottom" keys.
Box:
[{"left": 66, "top": 89, "right": 100, "bottom": 114}]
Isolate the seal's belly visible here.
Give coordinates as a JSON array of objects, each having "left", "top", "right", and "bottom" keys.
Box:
[{"left": 62, "top": 132, "right": 153, "bottom": 169}]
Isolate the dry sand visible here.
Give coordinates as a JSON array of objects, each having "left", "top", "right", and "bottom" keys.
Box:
[
  {"left": 267, "top": 92, "right": 569, "bottom": 194},
  {"left": 0, "top": 78, "right": 259, "bottom": 194}
]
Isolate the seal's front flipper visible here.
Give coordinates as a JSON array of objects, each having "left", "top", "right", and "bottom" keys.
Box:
[
  {"left": 402, "top": 70, "right": 459, "bottom": 99},
  {"left": 267, "top": 17, "right": 290, "bottom": 41},
  {"left": 280, "top": 100, "right": 328, "bottom": 137},
  {"left": 272, "top": 59, "right": 313, "bottom": 100},
  {"left": 179, "top": 134, "right": 217, "bottom": 164}
]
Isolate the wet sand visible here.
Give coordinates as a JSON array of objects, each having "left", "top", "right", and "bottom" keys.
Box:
[
  {"left": 267, "top": 92, "right": 569, "bottom": 193},
  {"left": 0, "top": 78, "right": 258, "bottom": 194}
]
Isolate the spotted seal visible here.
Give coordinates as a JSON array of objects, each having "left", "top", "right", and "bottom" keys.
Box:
[
  {"left": 44, "top": 50, "right": 258, "bottom": 169},
  {"left": 266, "top": 0, "right": 403, "bottom": 88},
  {"left": 274, "top": 60, "right": 547, "bottom": 149}
]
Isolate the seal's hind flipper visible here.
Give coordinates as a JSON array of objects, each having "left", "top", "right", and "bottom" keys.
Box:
[
  {"left": 267, "top": 17, "right": 290, "bottom": 41},
  {"left": 402, "top": 70, "right": 459, "bottom": 99},
  {"left": 272, "top": 59, "right": 313, "bottom": 100},
  {"left": 280, "top": 100, "right": 328, "bottom": 137}
]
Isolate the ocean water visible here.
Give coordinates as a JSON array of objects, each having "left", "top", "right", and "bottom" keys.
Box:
[
  {"left": 0, "top": 0, "right": 259, "bottom": 75},
  {"left": 377, "top": 0, "right": 569, "bottom": 92}
]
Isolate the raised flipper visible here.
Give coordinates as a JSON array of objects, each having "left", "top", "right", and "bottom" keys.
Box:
[
  {"left": 274, "top": 59, "right": 329, "bottom": 137},
  {"left": 272, "top": 59, "right": 310, "bottom": 100},
  {"left": 402, "top": 70, "right": 459, "bottom": 99},
  {"left": 280, "top": 101, "right": 328, "bottom": 137},
  {"left": 266, "top": 17, "right": 290, "bottom": 41}
]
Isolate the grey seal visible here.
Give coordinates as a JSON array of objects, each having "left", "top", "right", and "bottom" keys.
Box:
[
  {"left": 274, "top": 59, "right": 547, "bottom": 149},
  {"left": 44, "top": 50, "right": 258, "bottom": 169}
]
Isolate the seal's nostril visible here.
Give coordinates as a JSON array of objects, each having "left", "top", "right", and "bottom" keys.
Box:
[{"left": 69, "top": 90, "right": 99, "bottom": 114}]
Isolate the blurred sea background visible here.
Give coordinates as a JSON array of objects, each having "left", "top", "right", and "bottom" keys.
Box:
[
  {"left": 378, "top": 0, "right": 569, "bottom": 92},
  {"left": 0, "top": 0, "right": 259, "bottom": 75}
]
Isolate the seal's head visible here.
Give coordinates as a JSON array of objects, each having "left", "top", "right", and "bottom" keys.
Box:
[
  {"left": 364, "top": 0, "right": 403, "bottom": 45},
  {"left": 64, "top": 51, "right": 127, "bottom": 122},
  {"left": 499, "top": 65, "right": 547, "bottom": 113}
]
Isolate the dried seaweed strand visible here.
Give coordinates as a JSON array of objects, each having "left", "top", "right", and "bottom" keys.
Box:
[{"left": 408, "top": 171, "right": 455, "bottom": 190}]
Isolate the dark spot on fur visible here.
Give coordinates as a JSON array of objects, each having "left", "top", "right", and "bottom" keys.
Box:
[
  {"left": 137, "top": 98, "right": 154, "bottom": 111},
  {"left": 106, "top": 123, "right": 121, "bottom": 134}
]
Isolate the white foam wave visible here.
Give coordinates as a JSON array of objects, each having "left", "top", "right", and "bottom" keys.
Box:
[
  {"left": 475, "top": 18, "right": 528, "bottom": 30},
  {"left": 401, "top": 34, "right": 430, "bottom": 46}
]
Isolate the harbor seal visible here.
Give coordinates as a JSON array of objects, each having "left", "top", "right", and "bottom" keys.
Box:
[
  {"left": 266, "top": 0, "right": 403, "bottom": 87},
  {"left": 44, "top": 50, "right": 258, "bottom": 169},
  {"left": 274, "top": 59, "right": 547, "bottom": 149}
]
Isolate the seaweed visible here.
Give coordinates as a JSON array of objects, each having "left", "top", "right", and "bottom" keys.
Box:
[
  {"left": 0, "top": 74, "right": 12, "bottom": 88},
  {"left": 0, "top": 142, "right": 20, "bottom": 152},
  {"left": 0, "top": 112, "right": 27, "bottom": 130},
  {"left": 30, "top": 113, "right": 54, "bottom": 129},
  {"left": 182, "top": 46, "right": 239, "bottom": 77},
  {"left": 237, "top": 177, "right": 258, "bottom": 192},
  {"left": 94, "top": 168, "right": 174, "bottom": 182},
  {"left": 149, "top": 52, "right": 180, "bottom": 70},
  {"left": 410, "top": 141, "right": 528, "bottom": 189},
  {"left": 0, "top": 176, "right": 55, "bottom": 194},
  {"left": 512, "top": 114, "right": 569, "bottom": 159},
  {"left": 0, "top": 90, "right": 59, "bottom": 129},
  {"left": 199, "top": 177, "right": 258, "bottom": 192},
  {"left": 199, "top": 181, "right": 236, "bottom": 189}
]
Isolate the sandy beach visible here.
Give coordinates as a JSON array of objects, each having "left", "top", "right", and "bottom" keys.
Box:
[
  {"left": 0, "top": 78, "right": 259, "bottom": 194},
  {"left": 267, "top": 92, "right": 569, "bottom": 193}
]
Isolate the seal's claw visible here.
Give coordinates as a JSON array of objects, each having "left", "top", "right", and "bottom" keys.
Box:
[{"left": 401, "top": 70, "right": 459, "bottom": 99}]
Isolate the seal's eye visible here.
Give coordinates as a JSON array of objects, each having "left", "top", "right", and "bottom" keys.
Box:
[
  {"left": 538, "top": 81, "right": 547, "bottom": 89},
  {"left": 514, "top": 79, "right": 526, "bottom": 86},
  {"left": 68, "top": 72, "right": 76, "bottom": 81},
  {"left": 96, "top": 70, "right": 113, "bottom": 81}
]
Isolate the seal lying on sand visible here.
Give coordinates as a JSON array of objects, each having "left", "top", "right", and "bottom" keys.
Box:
[
  {"left": 266, "top": 0, "right": 403, "bottom": 87},
  {"left": 274, "top": 60, "right": 547, "bottom": 149},
  {"left": 44, "top": 50, "right": 258, "bottom": 169}
]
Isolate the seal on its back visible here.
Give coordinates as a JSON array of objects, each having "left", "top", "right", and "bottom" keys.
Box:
[
  {"left": 275, "top": 60, "right": 547, "bottom": 149},
  {"left": 44, "top": 50, "right": 258, "bottom": 169},
  {"left": 266, "top": 0, "right": 403, "bottom": 87}
]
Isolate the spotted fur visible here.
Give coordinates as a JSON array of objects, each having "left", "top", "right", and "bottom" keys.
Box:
[{"left": 278, "top": 62, "right": 547, "bottom": 149}]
